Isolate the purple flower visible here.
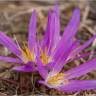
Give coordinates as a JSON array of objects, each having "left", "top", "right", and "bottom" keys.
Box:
[
  {"left": 37, "top": 5, "right": 95, "bottom": 70},
  {"left": 37, "top": 6, "right": 96, "bottom": 92},
  {"left": 0, "top": 11, "right": 37, "bottom": 72}
]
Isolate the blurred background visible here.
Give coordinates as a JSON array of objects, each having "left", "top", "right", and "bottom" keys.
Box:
[{"left": 0, "top": 0, "right": 96, "bottom": 96}]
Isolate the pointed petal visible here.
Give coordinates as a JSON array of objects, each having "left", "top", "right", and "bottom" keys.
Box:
[
  {"left": 42, "top": 6, "right": 60, "bottom": 55},
  {"left": 51, "top": 40, "right": 80, "bottom": 75},
  {"left": 12, "top": 65, "right": 35, "bottom": 72},
  {"left": 65, "top": 58, "right": 96, "bottom": 79},
  {"left": 0, "top": 56, "right": 22, "bottom": 63},
  {"left": 41, "top": 11, "right": 51, "bottom": 50},
  {"left": 53, "top": 8, "right": 80, "bottom": 63},
  {"left": 68, "top": 52, "right": 91, "bottom": 63},
  {"left": 57, "top": 80, "right": 96, "bottom": 92},
  {"left": 0, "top": 32, "right": 21, "bottom": 57},
  {"left": 12, "top": 62, "right": 36, "bottom": 72},
  {"left": 66, "top": 40, "right": 81, "bottom": 61},
  {"left": 28, "top": 10, "right": 37, "bottom": 51},
  {"left": 37, "top": 58, "right": 48, "bottom": 79},
  {"left": 69, "top": 35, "right": 96, "bottom": 58},
  {"left": 53, "top": 4, "right": 60, "bottom": 47}
]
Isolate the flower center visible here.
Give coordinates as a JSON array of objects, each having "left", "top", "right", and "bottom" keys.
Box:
[
  {"left": 19, "top": 44, "right": 35, "bottom": 63},
  {"left": 47, "top": 73, "right": 68, "bottom": 87},
  {"left": 40, "top": 48, "right": 51, "bottom": 65}
]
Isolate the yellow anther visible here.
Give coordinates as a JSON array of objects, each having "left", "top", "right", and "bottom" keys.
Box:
[
  {"left": 47, "top": 73, "right": 68, "bottom": 87},
  {"left": 19, "top": 43, "right": 35, "bottom": 63},
  {"left": 40, "top": 47, "right": 50, "bottom": 65}
]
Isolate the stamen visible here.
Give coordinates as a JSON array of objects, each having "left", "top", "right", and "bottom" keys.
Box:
[
  {"left": 13, "top": 35, "right": 21, "bottom": 49},
  {"left": 47, "top": 73, "right": 68, "bottom": 87},
  {"left": 40, "top": 47, "right": 51, "bottom": 65},
  {"left": 19, "top": 42, "right": 35, "bottom": 63}
]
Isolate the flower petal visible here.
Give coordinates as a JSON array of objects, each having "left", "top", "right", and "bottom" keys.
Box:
[
  {"left": 65, "top": 58, "right": 96, "bottom": 79},
  {"left": 37, "top": 58, "right": 48, "bottom": 79},
  {"left": 53, "top": 8, "right": 80, "bottom": 63},
  {"left": 42, "top": 6, "right": 60, "bottom": 55},
  {"left": 28, "top": 10, "right": 37, "bottom": 51},
  {"left": 39, "top": 80, "right": 96, "bottom": 92},
  {"left": 68, "top": 52, "right": 92, "bottom": 63},
  {"left": 0, "top": 56, "right": 22, "bottom": 63},
  {"left": 12, "top": 62, "right": 36, "bottom": 72},
  {"left": 57, "top": 80, "right": 96, "bottom": 92},
  {"left": 50, "top": 40, "right": 80, "bottom": 75},
  {"left": 0, "top": 32, "right": 21, "bottom": 57},
  {"left": 52, "top": 5, "right": 60, "bottom": 47},
  {"left": 41, "top": 11, "right": 51, "bottom": 50},
  {"left": 69, "top": 35, "right": 96, "bottom": 59}
]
